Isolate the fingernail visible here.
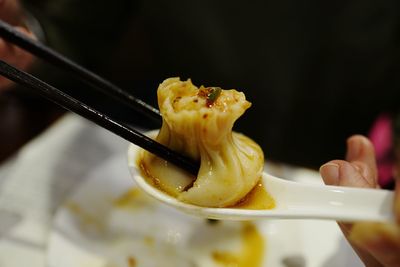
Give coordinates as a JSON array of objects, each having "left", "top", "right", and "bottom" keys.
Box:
[{"left": 320, "top": 163, "right": 339, "bottom": 185}]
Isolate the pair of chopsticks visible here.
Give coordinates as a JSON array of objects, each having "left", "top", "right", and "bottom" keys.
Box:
[{"left": 0, "top": 20, "right": 199, "bottom": 176}]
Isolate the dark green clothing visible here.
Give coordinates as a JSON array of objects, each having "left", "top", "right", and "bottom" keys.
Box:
[{"left": 23, "top": 0, "right": 400, "bottom": 168}]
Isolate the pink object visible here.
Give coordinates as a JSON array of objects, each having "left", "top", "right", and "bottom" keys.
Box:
[
  {"left": 368, "top": 113, "right": 394, "bottom": 187},
  {"left": 369, "top": 114, "right": 393, "bottom": 158}
]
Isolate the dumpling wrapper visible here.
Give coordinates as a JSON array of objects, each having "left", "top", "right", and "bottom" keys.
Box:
[{"left": 141, "top": 78, "right": 264, "bottom": 207}]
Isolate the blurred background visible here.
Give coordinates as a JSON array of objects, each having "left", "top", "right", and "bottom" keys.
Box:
[{"left": 3, "top": 0, "right": 400, "bottom": 168}]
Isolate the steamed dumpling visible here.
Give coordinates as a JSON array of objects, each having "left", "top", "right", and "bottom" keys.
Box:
[{"left": 141, "top": 78, "right": 264, "bottom": 207}]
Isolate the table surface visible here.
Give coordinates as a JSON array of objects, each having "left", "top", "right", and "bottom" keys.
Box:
[{"left": 0, "top": 110, "right": 129, "bottom": 266}]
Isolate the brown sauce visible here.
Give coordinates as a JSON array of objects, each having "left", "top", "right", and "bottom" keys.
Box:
[
  {"left": 65, "top": 202, "right": 105, "bottom": 233},
  {"left": 127, "top": 256, "right": 136, "bottom": 267},
  {"left": 231, "top": 181, "right": 276, "bottom": 210}
]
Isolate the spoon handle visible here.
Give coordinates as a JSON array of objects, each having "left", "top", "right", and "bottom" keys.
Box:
[{"left": 265, "top": 174, "right": 395, "bottom": 222}]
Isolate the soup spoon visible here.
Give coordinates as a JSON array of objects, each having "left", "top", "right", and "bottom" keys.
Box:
[{"left": 127, "top": 143, "right": 394, "bottom": 223}]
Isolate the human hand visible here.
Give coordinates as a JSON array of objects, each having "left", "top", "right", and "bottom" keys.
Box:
[
  {"left": 320, "top": 135, "right": 400, "bottom": 267},
  {"left": 0, "top": 0, "right": 35, "bottom": 90}
]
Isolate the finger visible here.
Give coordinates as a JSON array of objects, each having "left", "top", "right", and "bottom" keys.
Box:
[
  {"left": 0, "top": 26, "right": 35, "bottom": 90},
  {"left": 347, "top": 161, "right": 377, "bottom": 188},
  {"left": 319, "top": 162, "right": 357, "bottom": 246},
  {"left": 320, "top": 160, "right": 374, "bottom": 188},
  {"left": 14, "top": 26, "right": 36, "bottom": 39},
  {"left": 350, "top": 222, "right": 400, "bottom": 267},
  {"left": 1, "top": 26, "right": 35, "bottom": 64},
  {"left": 0, "top": 38, "right": 33, "bottom": 70},
  {"left": 0, "top": 0, "right": 23, "bottom": 26},
  {"left": 319, "top": 162, "right": 340, "bottom": 185},
  {"left": 346, "top": 135, "right": 378, "bottom": 178},
  {"left": 11, "top": 27, "right": 35, "bottom": 68}
]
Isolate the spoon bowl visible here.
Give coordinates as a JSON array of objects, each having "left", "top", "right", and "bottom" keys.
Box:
[{"left": 128, "top": 142, "right": 394, "bottom": 223}]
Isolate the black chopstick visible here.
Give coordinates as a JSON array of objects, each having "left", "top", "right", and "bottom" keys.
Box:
[
  {"left": 0, "top": 19, "right": 161, "bottom": 125},
  {"left": 0, "top": 60, "right": 199, "bottom": 176}
]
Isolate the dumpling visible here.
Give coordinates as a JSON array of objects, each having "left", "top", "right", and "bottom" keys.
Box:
[{"left": 140, "top": 77, "right": 264, "bottom": 207}]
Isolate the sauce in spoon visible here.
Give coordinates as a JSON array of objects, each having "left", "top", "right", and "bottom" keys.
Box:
[{"left": 230, "top": 182, "right": 275, "bottom": 210}]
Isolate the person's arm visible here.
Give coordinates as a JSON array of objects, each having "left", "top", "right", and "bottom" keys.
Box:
[
  {"left": 0, "top": 0, "right": 36, "bottom": 90},
  {"left": 320, "top": 135, "right": 400, "bottom": 267}
]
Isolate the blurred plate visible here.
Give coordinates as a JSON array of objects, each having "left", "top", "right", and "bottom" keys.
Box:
[{"left": 47, "top": 154, "right": 361, "bottom": 267}]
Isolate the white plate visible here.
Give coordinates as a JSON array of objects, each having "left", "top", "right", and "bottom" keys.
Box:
[{"left": 47, "top": 153, "right": 362, "bottom": 267}]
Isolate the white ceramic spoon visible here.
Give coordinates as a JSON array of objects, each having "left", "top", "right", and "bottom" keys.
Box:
[{"left": 127, "top": 143, "right": 395, "bottom": 223}]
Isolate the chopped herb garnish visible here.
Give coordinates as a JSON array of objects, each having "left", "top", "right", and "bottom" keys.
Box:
[
  {"left": 198, "top": 86, "right": 222, "bottom": 107},
  {"left": 207, "top": 87, "right": 222, "bottom": 104}
]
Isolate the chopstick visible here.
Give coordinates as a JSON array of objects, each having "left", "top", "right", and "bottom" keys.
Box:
[
  {"left": 0, "top": 60, "right": 199, "bottom": 176},
  {"left": 0, "top": 19, "right": 161, "bottom": 125}
]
